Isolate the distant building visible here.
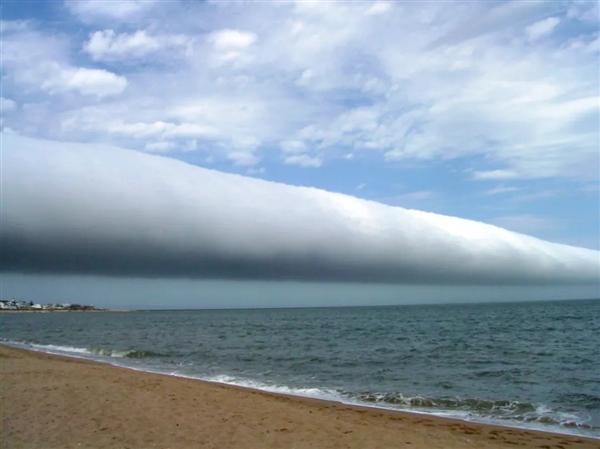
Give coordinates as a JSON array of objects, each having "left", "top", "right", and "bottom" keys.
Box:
[
  {"left": 0, "top": 299, "right": 97, "bottom": 312},
  {"left": 0, "top": 301, "right": 15, "bottom": 310}
]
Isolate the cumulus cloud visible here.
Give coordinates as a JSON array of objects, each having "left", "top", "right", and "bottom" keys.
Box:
[
  {"left": 209, "top": 29, "right": 257, "bottom": 49},
  {"left": 207, "top": 29, "right": 258, "bottom": 66},
  {"left": 41, "top": 66, "right": 127, "bottom": 98},
  {"left": 1, "top": 2, "right": 599, "bottom": 178},
  {"left": 227, "top": 151, "right": 259, "bottom": 167},
  {"left": 2, "top": 133, "right": 598, "bottom": 286},
  {"left": 280, "top": 140, "right": 322, "bottom": 167},
  {"left": 83, "top": 29, "right": 192, "bottom": 61},
  {"left": 1, "top": 24, "right": 127, "bottom": 99},
  {"left": 526, "top": 17, "right": 560, "bottom": 41}
]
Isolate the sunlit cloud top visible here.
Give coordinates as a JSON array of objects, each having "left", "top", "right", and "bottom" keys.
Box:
[
  {"left": 3, "top": 133, "right": 598, "bottom": 285},
  {"left": 1, "top": 0, "right": 598, "bottom": 271}
]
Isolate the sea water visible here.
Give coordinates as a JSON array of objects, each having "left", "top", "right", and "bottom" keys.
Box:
[{"left": 1, "top": 298, "right": 598, "bottom": 438}]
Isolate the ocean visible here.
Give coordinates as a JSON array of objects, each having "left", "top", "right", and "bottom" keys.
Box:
[{"left": 1, "top": 298, "right": 599, "bottom": 438}]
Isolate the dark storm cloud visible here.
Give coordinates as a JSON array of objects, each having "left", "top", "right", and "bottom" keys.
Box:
[{"left": 2, "top": 133, "right": 598, "bottom": 285}]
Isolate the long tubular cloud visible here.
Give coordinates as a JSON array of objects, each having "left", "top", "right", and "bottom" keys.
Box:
[{"left": 2, "top": 133, "right": 598, "bottom": 285}]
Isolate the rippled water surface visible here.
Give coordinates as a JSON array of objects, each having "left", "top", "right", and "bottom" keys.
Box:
[{"left": 2, "top": 299, "right": 599, "bottom": 437}]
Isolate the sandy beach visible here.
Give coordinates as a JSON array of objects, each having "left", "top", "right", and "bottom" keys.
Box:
[{"left": 1, "top": 345, "right": 597, "bottom": 449}]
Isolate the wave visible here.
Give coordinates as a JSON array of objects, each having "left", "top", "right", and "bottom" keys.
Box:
[
  {"left": 2, "top": 339, "right": 598, "bottom": 438},
  {"left": 354, "top": 392, "right": 535, "bottom": 413},
  {"left": 560, "top": 393, "right": 600, "bottom": 410},
  {"left": 87, "top": 348, "right": 166, "bottom": 359},
  {"left": 200, "top": 374, "right": 343, "bottom": 402},
  {"left": 350, "top": 391, "right": 597, "bottom": 431},
  {"left": 11, "top": 342, "right": 166, "bottom": 359},
  {"left": 171, "top": 371, "right": 598, "bottom": 436}
]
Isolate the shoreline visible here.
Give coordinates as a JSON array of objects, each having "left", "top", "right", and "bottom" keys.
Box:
[
  {"left": 1, "top": 344, "right": 598, "bottom": 449},
  {"left": 0, "top": 309, "right": 131, "bottom": 313},
  {"left": 4, "top": 341, "right": 596, "bottom": 440}
]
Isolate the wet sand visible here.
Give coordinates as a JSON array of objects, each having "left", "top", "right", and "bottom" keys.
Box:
[{"left": 1, "top": 344, "right": 597, "bottom": 449}]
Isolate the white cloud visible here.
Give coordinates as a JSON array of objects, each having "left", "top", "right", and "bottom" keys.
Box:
[
  {"left": 247, "top": 167, "right": 266, "bottom": 176},
  {"left": 295, "top": 69, "right": 314, "bottom": 87},
  {"left": 210, "top": 29, "right": 257, "bottom": 49},
  {"left": 366, "top": 2, "right": 392, "bottom": 16},
  {"left": 66, "top": 0, "right": 157, "bottom": 23},
  {"left": 2, "top": 3, "right": 598, "bottom": 179},
  {"left": 283, "top": 154, "right": 323, "bottom": 168},
  {"left": 473, "top": 170, "right": 520, "bottom": 180},
  {"left": 511, "top": 190, "right": 557, "bottom": 203},
  {"left": 526, "top": 17, "right": 560, "bottom": 41},
  {"left": 567, "top": 2, "right": 599, "bottom": 24},
  {"left": 429, "top": 1, "right": 552, "bottom": 49},
  {"left": 144, "top": 141, "right": 176, "bottom": 152},
  {"left": 484, "top": 185, "right": 520, "bottom": 195},
  {"left": 3, "top": 133, "right": 598, "bottom": 285},
  {"left": 227, "top": 151, "right": 259, "bottom": 167},
  {"left": 567, "top": 35, "right": 600, "bottom": 54},
  {"left": 280, "top": 140, "right": 307, "bottom": 154},
  {"left": 208, "top": 29, "right": 258, "bottom": 66},
  {"left": 1, "top": 24, "right": 127, "bottom": 99},
  {"left": 83, "top": 29, "right": 192, "bottom": 61},
  {"left": 112, "top": 121, "right": 216, "bottom": 139},
  {"left": 41, "top": 66, "right": 127, "bottom": 98},
  {"left": 1, "top": 97, "right": 17, "bottom": 112},
  {"left": 0, "top": 20, "right": 30, "bottom": 33}
]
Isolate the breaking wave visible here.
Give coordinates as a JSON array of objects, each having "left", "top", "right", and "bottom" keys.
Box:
[
  {"left": 87, "top": 348, "right": 165, "bottom": 359},
  {"left": 2, "top": 338, "right": 598, "bottom": 438},
  {"left": 5, "top": 341, "right": 166, "bottom": 360},
  {"left": 350, "top": 392, "right": 597, "bottom": 432}
]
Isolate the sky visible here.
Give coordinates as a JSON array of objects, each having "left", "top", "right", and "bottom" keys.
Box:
[{"left": 1, "top": 0, "right": 599, "bottom": 309}]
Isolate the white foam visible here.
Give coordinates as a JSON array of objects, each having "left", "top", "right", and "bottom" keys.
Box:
[
  {"left": 28, "top": 344, "right": 90, "bottom": 354},
  {"left": 4, "top": 341, "right": 131, "bottom": 360},
  {"left": 2, "top": 339, "right": 597, "bottom": 439}
]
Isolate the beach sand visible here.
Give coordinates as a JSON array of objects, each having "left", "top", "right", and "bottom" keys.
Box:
[{"left": 1, "top": 345, "right": 597, "bottom": 449}]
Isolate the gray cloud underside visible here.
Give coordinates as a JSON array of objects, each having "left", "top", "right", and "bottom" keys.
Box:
[{"left": 2, "top": 134, "right": 598, "bottom": 285}]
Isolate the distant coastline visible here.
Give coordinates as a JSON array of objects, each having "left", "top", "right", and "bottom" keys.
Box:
[
  {"left": 0, "top": 299, "right": 129, "bottom": 313},
  {"left": 0, "top": 309, "right": 130, "bottom": 313}
]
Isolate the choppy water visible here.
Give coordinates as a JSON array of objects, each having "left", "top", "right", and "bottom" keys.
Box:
[{"left": 1, "top": 299, "right": 599, "bottom": 438}]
